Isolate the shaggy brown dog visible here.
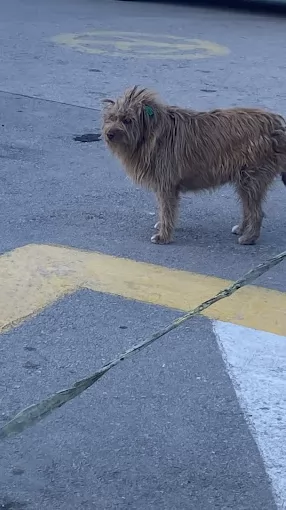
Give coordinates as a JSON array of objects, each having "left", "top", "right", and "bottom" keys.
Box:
[{"left": 102, "top": 86, "right": 286, "bottom": 245}]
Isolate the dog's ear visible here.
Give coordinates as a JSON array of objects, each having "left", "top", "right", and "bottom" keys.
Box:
[
  {"left": 129, "top": 85, "right": 139, "bottom": 99},
  {"left": 102, "top": 98, "right": 115, "bottom": 108},
  {"left": 143, "top": 105, "right": 155, "bottom": 118}
]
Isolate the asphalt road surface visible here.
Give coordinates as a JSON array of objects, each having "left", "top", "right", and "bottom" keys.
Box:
[{"left": 0, "top": 1, "right": 286, "bottom": 509}]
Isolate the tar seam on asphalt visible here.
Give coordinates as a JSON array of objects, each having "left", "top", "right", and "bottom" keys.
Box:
[{"left": 73, "top": 133, "right": 101, "bottom": 143}]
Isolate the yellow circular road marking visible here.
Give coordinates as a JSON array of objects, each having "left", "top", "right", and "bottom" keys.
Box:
[{"left": 52, "top": 30, "right": 229, "bottom": 60}]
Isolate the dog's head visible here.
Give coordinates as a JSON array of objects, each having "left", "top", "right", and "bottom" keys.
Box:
[{"left": 102, "top": 86, "right": 159, "bottom": 152}]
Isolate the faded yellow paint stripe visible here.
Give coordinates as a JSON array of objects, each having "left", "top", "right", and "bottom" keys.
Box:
[
  {"left": 0, "top": 244, "right": 285, "bottom": 336},
  {"left": 52, "top": 30, "right": 230, "bottom": 60}
]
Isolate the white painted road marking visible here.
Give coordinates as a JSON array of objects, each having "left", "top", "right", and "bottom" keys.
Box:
[{"left": 215, "top": 321, "right": 286, "bottom": 509}]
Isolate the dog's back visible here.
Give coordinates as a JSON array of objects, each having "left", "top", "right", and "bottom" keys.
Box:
[{"left": 167, "top": 106, "right": 286, "bottom": 190}]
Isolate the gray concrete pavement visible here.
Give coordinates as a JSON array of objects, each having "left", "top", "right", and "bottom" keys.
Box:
[
  {"left": 1, "top": 0, "right": 286, "bottom": 287},
  {"left": 0, "top": 0, "right": 286, "bottom": 509},
  {"left": 0, "top": 293, "right": 277, "bottom": 510}
]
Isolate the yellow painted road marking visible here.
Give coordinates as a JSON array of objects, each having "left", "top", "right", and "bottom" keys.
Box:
[
  {"left": 51, "top": 30, "right": 230, "bottom": 60},
  {"left": 0, "top": 244, "right": 285, "bottom": 336}
]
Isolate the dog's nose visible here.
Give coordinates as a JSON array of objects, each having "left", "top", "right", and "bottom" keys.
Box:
[{"left": 107, "top": 130, "right": 116, "bottom": 141}]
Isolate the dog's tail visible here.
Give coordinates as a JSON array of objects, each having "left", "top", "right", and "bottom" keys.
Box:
[{"left": 272, "top": 128, "right": 286, "bottom": 186}]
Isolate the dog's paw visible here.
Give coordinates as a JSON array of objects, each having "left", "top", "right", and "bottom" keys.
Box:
[
  {"left": 151, "top": 233, "right": 171, "bottom": 244},
  {"left": 238, "top": 235, "right": 256, "bottom": 245},
  {"left": 232, "top": 224, "right": 242, "bottom": 235},
  {"left": 154, "top": 221, "right": 161, "bottom": 230}
]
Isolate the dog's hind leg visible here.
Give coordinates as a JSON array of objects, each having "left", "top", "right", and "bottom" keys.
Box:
[
  {"left": 232, "top": 210, "right": 266, "bottom": 236},
  {"left": 234, "top": 169, "right": 273, "bottom": 245},
  {"left": 151, "top": 189, "right": 179, "bottom": 244}
]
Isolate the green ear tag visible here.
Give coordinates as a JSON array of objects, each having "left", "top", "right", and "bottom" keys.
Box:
[{"left": 144, "top": 105, "right": 154, "bottom": 117}]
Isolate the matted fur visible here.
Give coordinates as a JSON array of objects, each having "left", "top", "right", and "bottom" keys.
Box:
[{"left": 102, "top": 86, "right": 286, "bottom": 245}]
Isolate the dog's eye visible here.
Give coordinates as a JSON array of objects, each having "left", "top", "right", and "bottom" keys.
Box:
[{"left": 122, "top": 118, "right": 132, "bottom": 125}]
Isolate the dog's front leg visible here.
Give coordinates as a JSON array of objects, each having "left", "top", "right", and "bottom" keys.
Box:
[{"left": 151, "top": 189, "right": 179, "bottom": 244}]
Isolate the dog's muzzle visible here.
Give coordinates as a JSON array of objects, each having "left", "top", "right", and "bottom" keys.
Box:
[
  {"left": 107, "top": 130, "right": 115, "bottom": 141},
  {"left": 106, "top": 129, "right": 120, "bottom": 142}
]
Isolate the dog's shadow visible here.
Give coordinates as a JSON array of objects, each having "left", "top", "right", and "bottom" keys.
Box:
[{"left": 144, "top": 213, "right": 278, "bottom": 252}]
